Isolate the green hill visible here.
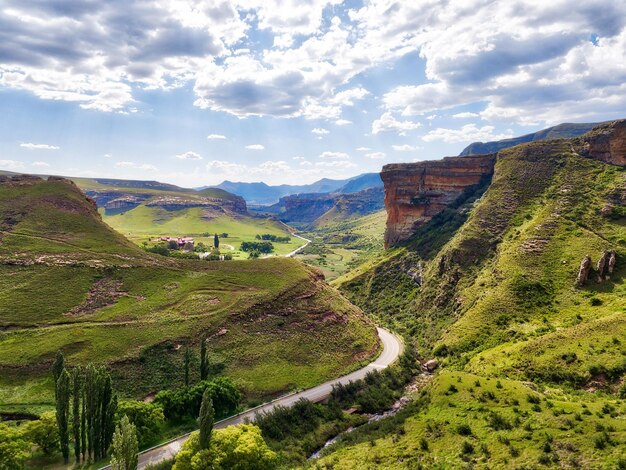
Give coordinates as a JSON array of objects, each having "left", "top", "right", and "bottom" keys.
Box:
[
  {"left": 0, "top": 175, "right": 379, "bottom": 416},
  {"left": 318, "top": 125, "right": 626, "bottom": 467}
]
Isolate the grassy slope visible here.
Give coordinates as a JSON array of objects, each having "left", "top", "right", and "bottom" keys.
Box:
[
  {"left": 317, "top": 137, "right": 626, "bottom": 467},
  {"left": 0, "top": 177, "right": 379, "bottom": 415},
  {"left": 102, "top": 205, "right": 305, "bottom": 258}
]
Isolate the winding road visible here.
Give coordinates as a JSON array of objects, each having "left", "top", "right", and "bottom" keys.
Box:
[
  {"left": 285, "top": 233, "right": 311, "bottom": 257},
  {"left": 128, "top": 327, "right": 402, "bottom": 469}
]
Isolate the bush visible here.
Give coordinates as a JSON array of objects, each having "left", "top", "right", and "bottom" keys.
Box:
[
  {"left": 461, "top": 440, "right": 474, "bottom": 455},
  {"left": 116, "top": 401, "right": 165, "bottom": 448},
  {"left": 488, "top": 411, "right": 512, "bottom": 431},
  {"left": 457, "top": 423, "right": 472, "bottom": 436},
  {"left": 154, "top": 377, "right": 240, "bottom": 422},
  {"left": 240, "top": 241, "right": 274, "bottom": 253},
  {"left": 24, "top": 411, "right": 58, "bottom": 455}
]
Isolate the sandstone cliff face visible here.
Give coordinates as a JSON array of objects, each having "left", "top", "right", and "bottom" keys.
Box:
[
  {"left": 382, "top": 155, "right": 496, "bottom": 247},
  {"left": 578, "top": 120, "right": 626, "bottom": 166}
]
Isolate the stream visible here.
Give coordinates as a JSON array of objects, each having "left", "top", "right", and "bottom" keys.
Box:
[{"left": 309, "top": 395, "right": 411, "bottom": 460}]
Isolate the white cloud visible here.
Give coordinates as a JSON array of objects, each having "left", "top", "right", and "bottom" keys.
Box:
[
  {"left": 392, "top": 144, "right": 420, "bottom": 152},
  {"left": 32, "top": 161, "right": 50, "bottom": 168},
  {"left": 176, "top": 151, "right": 202, "bottom": 160},
  {"left": 372, "top": 112, "right": 421, "bottom": 135},
  {"left": 207, "top": 134, "right": 226, "bottom": 140},
  {"left": 20, "top": 143, "right": 60, "bottom": 150},
  {"left": 335, "top": 119, "right": 352, "bottom": 126},
  {"left": 453, "top": 112, "right": 479, "bottom": 119},
  {"left": 0, "top": 159, "right": 25, "bottom": 170},
  {"left": 114, "top": 161, "right": 157, "bottom": 171},
  {"left": 355, "top": 147, "right": 371, "bottom": 152},
  {"left": 245, "top": 144, "right": 265, "bottom": 150},
  {"left": 319, "top": 151, "right": 350, "bottom": 159},
  {"left": 365, "top": 152, "right": 386, "bottom": 159},
  {"left": 315, "top": 160, "right": 357, "bottom": 168},
  {"left": 422, "top": 124, "right": 514, "bottom": 143},
  {"left": 104, "top": 154, "right": 112, "bottom": 158},
  {"left": 312, "top": 127, "right": 329, "bottom": 136}
]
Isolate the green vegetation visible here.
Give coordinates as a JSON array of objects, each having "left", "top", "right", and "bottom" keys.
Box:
[
  {"left": 295, "top": 210, "right": 387, "bottom": 281},
  {"left": 315, "top": 133, "right": 626, "bottom": 467},
  {"left": 103, "top": 205, "right": 304, "bottom": 258},
  {"left": 110, "top": 415, "right": 138, "bottom": 470},
  {"left": 173, "top": 424, "right": 277, "bottom": 470},
  {"left": 0, "top": 176, "right": 378, "bottom": 425}
]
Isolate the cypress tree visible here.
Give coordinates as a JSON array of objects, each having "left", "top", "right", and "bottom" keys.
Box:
[
  {"left": 184, "top": 347, "right": 192, "bottom": 387},
  {"left": 198, "top": 389, "right": 215, "bottom": 450},
  {"left": 200, "top": 338, "right": 209, "bottom": 381},
  {"left": 72, "top": 367, "right": 82, "bottom": 463},
  {"left": 214, "top": 233, "right": 219, "bottom": 249},
  {"left": 56, "top": 368, "right": 71, "bottom": 464},
  {"left": 52, "top": 350, "right": 64, "bottom": 399}
]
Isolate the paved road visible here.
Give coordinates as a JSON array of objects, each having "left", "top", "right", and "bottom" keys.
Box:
[
  {"left": 285, "top": 233, "right": 311, "bottom": 257},
  {"left": 130, "top": 327, "right": 402, "bottom": 469}
]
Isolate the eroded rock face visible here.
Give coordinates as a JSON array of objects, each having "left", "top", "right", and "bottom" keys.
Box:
[
  {"left": 579, "top": 120, "right": 626, "bottom": 166},
  {"left": 577, "top": 255, "right": 592, "bottom": 285},
  {"left": 382, "top": 155, "right": 496, "bottom": 247}
]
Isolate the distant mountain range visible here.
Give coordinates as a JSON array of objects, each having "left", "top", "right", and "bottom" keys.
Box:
[
  {"left": 204, "top": 172, "right": 383, "bottom": 205},
  {"left": 459, "top": 122, "right": 603, "bottom": 155}
]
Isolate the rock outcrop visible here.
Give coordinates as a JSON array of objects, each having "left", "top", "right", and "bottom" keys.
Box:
[
  {"left": 577, "top": 120, "right": 626, "bottom": 166},
  {"left": 596, "top": 250, "right": 617, "bottom": 282},
  {"left": 577, "top": 255, "right": 592, "bottom": 285},
  {"left": 382, "top": 155, "right": 496, "bottom": 247}
]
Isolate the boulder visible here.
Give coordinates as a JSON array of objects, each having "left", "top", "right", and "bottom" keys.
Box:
[{"left": 423, "top": 359, "right": 439, "bottom": 372}]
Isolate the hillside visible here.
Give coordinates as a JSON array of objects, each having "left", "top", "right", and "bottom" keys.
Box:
[
  {"left": 459, "top": 121, "right": 601, "bottom": 156},
  {"left": 0, "top": 175, "right": 379, "bottom": 417},
  {"left": 65, "top": 176, "right": 306, "bottom": 258},
  {"left": 318, "top": 121, "right": 626, "bottom": 467}
]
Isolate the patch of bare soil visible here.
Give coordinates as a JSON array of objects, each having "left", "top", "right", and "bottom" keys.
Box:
[{"left": 65, "top": 278, "right": 127, "bottom": 316}]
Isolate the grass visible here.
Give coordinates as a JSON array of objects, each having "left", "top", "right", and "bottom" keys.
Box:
[
  {"left": 0, "top": 177, "right": 379, "bottom": 417},
  {"left": 103, "top": 206, "right": 305, "bottom": 258},
  {"left": 314, "top": 131, "right": 626, "bottom": 468}
]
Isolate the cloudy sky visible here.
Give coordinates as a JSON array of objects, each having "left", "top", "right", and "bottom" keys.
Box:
[{"left": 0, "top": 0, "right": 625, "bottom": 187}]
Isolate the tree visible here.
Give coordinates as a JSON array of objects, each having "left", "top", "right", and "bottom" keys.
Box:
[
  {"left": 214, "top": 233, "right": 219, "bottom": 249},
  {"left": 184, "top": 347, "right": 193, "bottom": 387},
  {"left": 110, "top": 415, "right": 138, "bottom": 470},
  {"left": 0, "top": 423, "right": 31, "bottom": 470},
  {"left": 81, "top": 383, "right": 86, "bottom": 462},
  {"left": 52, "top": 350, "right": 64, "bottom": 399},
  {"left": 172, "top": 424, "right": 277, "bottom": 470},
  {"left": 198, "top": 390, "right": 214, "bottom": 450},
  {"left": 72, "top": 367, "right": 82, "bottom": 462},
  {"left": 200, "top": 339, "right": 209, "bottom": 381},
  {"left": 116, "top": 401, "right": 164, "bottom": 448},
  {"left": 56, "top": 368, "right": 71, "bottom": 464},
  {"left": 25, "top": 411, "right": 58, "bottom": 456}
]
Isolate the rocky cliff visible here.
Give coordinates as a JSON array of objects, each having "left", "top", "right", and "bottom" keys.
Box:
[
  {"left": 382, "top": 155, "right": 496, "bottom": 247},
  {"left": 384, "top": 120, "right": 626, "bottom": 248}
]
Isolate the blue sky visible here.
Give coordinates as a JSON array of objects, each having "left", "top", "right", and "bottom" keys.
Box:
[{"left": 1, "top": 0, "right": 625, "bottom": 187}]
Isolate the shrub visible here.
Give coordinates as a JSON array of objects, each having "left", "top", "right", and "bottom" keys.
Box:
[
  {"left": 154, "top": 378, "right": 240, "bottom": 422},
  {"left": 116, "top": 401, "right": 165, "bottom": 448},
  {"left": 457, "top": 423, "right": 472, "bottom": 436},
  {"left": 461, "top": 440, "right": 474, "bottom": 455},
  {"left": 488, "top": 412, "right": 512, "bottom": 431}
]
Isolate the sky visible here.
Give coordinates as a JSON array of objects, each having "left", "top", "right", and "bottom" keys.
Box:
[{"left": 0, "top": 0, "right": 625, "bottom": 187}]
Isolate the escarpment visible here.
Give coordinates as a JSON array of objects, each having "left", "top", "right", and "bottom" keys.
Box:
[
  {"left": 382, "top": 155, "right": 496, "bottom": 247},
  {"left": 383, "top": 120, "right": 626, "bottom": 248}
]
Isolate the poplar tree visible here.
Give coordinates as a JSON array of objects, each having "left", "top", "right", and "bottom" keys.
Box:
[
  {"left": 85, "top": 364, "right": 97, "bottom": 461},
  {"left": 198, "top": 389, "right": 215, "bottom": 450},
  {"left": 110, "top": 415, "right": 138, "bottom": 470},
  {"left": 72, "top": 367, "right": 82, "bottom": 463},
  {"left": 52, "top": 350, "right": 65, "bottom": 399},
  {"left": 214, "top": 233, "right": 219, "bottom": 248},
  {"left": 200, "top": 338, "right": 209, "bottom": 381},
  {"left": 81, "top": 383, "right": 86, "bottom": 462},
  {"left": 184, "top": 347, "right": 192, "bottom": 387},
  {"left": 56, "top": 368, "right": 71, "bottom": 464}
]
